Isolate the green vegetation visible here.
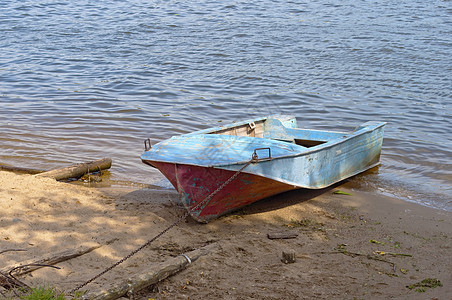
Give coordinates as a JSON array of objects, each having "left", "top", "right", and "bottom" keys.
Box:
[
  {"left": 407, "top": 278, "right": 442, "bottom": 293},
  {"left": 369, "top": 239, "right": 385, "bottom": 245},
  {"left": 18, "top": 286, "right": 65, "bottom": 300},
  {"left": 285, "top": 218, "right": 324, "bottom": 229},
  {"left": 333, "top": 190, "right": 353, "bottom": 195},
  {"left": 284, "top": 218, "right": 328, "bottom": 239}
]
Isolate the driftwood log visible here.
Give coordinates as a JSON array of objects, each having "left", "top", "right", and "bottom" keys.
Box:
[
  {"left": 83, "top": 243, "right": 218, "bottom": 300},
  {"left": 0, "top": 164, "right": 43, "bottom": 175},
  {"left": 2, "top": 243, "right": 105, "bottom": 277},
  {"left": 1, "top": 158, "right": 112, "bottom": 181},
  {"left": 35, "top": 158, "right": 112, "bottom": 181}
]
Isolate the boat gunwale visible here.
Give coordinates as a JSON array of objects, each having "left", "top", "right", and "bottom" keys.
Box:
[
  {"left": 216, "top": 121, "right": 386, "bottom": 167},
  {"left": 141, "top": 121, "right": 386, "bottom": 169}
]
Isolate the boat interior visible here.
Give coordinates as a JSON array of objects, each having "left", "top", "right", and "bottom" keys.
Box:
[
  {"left": 213, "top": 120, "right": 266, "bottom": 138},
  {"left": 207, "top": 117, "right": 348, "bottom": 148}
]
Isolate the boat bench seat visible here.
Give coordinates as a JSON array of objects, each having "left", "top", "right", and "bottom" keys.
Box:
[{"left": 264, "top": 127, "right": 348, "bottom": 148}]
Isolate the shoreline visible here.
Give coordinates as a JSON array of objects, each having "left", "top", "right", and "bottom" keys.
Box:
[
  {"left": 1, "top": 170, "right": 450, "bottom": 299},
  {"left": 73, "top": 168, "right": 452, "bottom": 215}
]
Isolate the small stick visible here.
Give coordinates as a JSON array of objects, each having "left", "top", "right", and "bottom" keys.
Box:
[
  {"left": 267, "top": 232, "right": 298, "bottom": 240},
  {"left": 0, "top": 270, "right": 30, "bottom": 291},
  {"left": 3, "top": 243, "right": 103, "bottom": 276},
  {"left": 8, "top": 264, "right": 61, "bottom": 281},
  {"left": 316, "top": 250, "right": 396, "bottom": 272},
  {"left": 0, "top": 249, "right": 27, "bottom": 255}
]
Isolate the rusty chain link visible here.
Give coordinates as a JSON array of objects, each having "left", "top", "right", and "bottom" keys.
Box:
[{"left": 70, "top": 156, "right": 257, "bottom": 295}]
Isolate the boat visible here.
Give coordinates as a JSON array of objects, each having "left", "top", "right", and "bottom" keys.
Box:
[{"left": 141, "top": 115, "right": 385, "bottom": 222}]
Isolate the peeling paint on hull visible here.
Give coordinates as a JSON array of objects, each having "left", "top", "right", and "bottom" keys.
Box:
[
  {"left": 141, "top": 115, "right": 386, "bottom": 223},
  {"left": 146, "top": 161, "right": 295, "bottom": 222}
]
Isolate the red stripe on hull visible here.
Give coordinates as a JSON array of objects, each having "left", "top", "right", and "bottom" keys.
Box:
[{"left": 148, "top": 161, "right": 296, "bottom": 222}]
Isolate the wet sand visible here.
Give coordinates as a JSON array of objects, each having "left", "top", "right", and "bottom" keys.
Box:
[{"left": 1, "top": 171, "right": 450, "bottom": 299}]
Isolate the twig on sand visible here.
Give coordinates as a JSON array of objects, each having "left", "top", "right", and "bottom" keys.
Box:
[
  {"left": 316, "top": 247, "right": 397, "bottom": 273},
  {"left": 2, "top": 241, "right": 114, "bottom": 277},
  {"left": 0, "top": 249, "right": 27, "bottom": 255},
  {"left": 8, "top": 264, "right": 61, "bottom": 280},
  {"left": 0, "top": 270, "right": 30, "bottom": 291}
]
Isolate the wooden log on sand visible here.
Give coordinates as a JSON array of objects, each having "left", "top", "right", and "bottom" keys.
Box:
[
  {"left": 35, "top": 158, "right": 112, "bottom": 181},
  {"left": 267, "top": 231, "right": 298, "bottom": 240},
  {"left": 84, "top": 243, "right": 217, "bottom": 300},
  {"left": 0, "top": 164, "right": 44, "bottom": 175},
  {"left": 1, "top": 158, "right": 112, "bottom": 181},
  {"left": 2, "top": 243, "right": 105, "bottom": 277}
]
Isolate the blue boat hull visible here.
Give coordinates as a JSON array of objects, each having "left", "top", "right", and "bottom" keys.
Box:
[
  {"left": 141, "top": 116, "right": 386, "bottom": 221},
  {"left": 221, "top": 122, "right": 385, "bottom": 189}
]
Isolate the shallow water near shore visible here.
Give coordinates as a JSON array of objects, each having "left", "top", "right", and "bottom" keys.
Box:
[{"left": 1, "top": 0, "right": 451, "bottom": 211}]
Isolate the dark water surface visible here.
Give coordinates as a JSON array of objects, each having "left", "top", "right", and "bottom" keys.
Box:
[{"left": 1, "top": 1, "right": 451, "bottom": 211}]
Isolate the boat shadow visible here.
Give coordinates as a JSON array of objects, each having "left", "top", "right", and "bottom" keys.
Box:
[
  {"left": 234, "top": 166, "right": 381, "bottom": 218},
  {"left": 232, "top": 182, "right": 347, "bottom": 217}
]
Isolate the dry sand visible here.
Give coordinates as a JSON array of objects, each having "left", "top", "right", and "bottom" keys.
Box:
[{"left": 0, "top": 170, "right": 450, "bottom": 299}]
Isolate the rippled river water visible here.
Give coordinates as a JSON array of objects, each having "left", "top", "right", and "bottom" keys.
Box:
[{"left": 1, "top": 0, "right": 451, "bottom": 211}]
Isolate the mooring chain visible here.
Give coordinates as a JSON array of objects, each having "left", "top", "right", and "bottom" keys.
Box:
[{"left": 70, "top": 157, "right": 256, "bottom": 295}]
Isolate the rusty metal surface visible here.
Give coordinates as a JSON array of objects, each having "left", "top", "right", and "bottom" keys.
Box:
[
  {"left": 141, "top": 116, "right": 386, "bottom": 220},
  {"left": 149, "top": 161, "right": 295, "bottom": 222},
  {"left": 141, "top": 116, "right": 385, "bottom": 188}
]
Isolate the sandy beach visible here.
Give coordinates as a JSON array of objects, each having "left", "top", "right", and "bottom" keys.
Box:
[{"left": 1, "top": 170, "right": 450, "bottom": 299}]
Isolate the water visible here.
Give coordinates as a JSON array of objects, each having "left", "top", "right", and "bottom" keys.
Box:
[{"left": 1, "top": 0, "right": 451, "bottom": 211}]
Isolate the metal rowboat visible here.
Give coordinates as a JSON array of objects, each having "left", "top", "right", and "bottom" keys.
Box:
[{"left": 141, "top": 115, "right": 385, "bottom": 222}]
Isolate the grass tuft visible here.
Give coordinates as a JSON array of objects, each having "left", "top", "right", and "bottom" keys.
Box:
[
  {"left": 407, "top": 278, "right": 442, "bottom": 292},
  {"left": 20, "top": 286, "right": 66, "bottom": 300}
]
